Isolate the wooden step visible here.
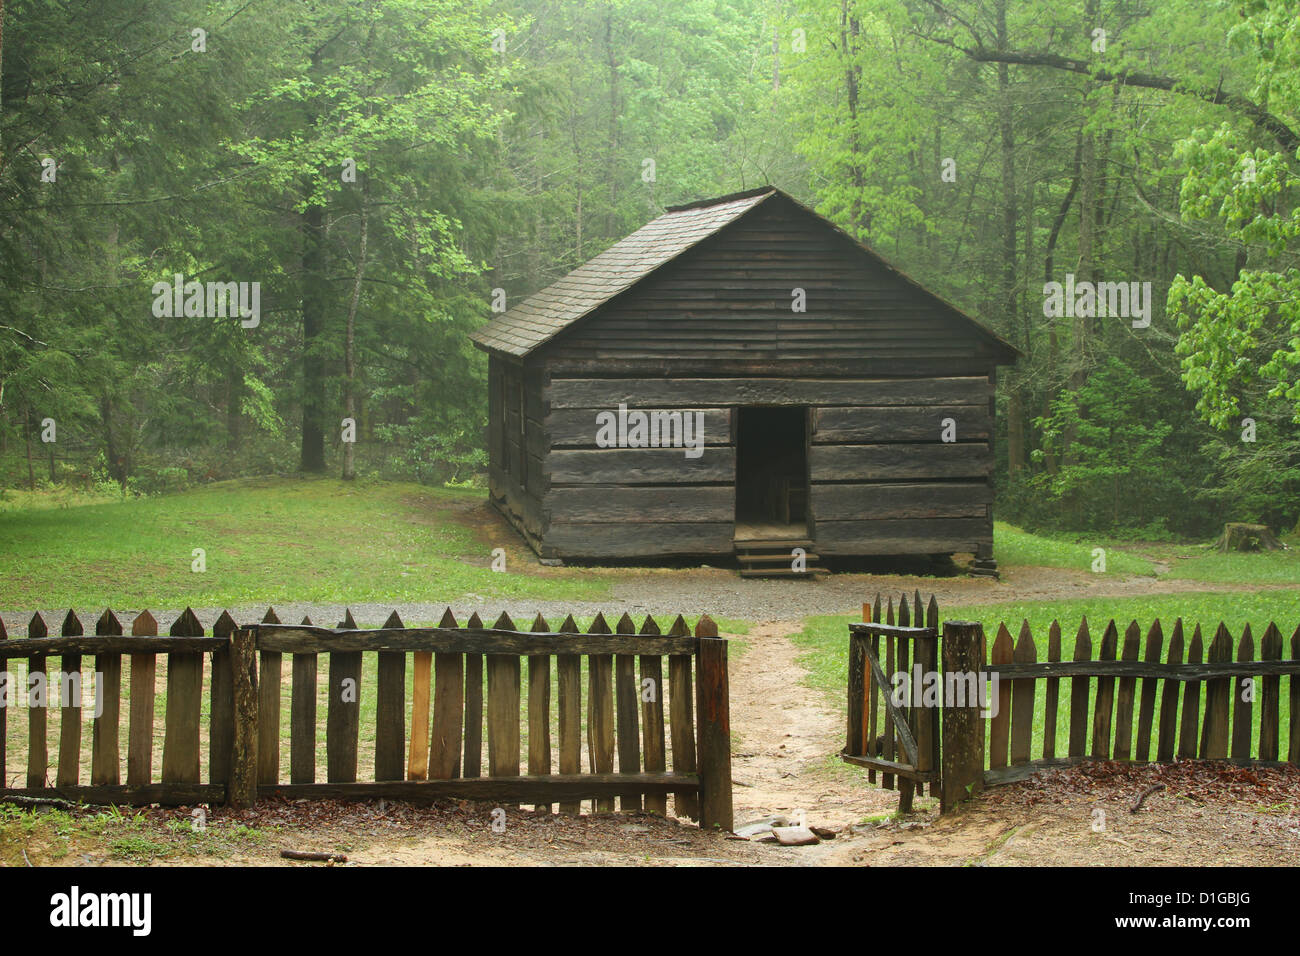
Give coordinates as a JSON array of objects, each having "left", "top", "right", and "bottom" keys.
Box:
[
  {"left": 735, "top": 552, "right": 822, "bottom": 564},
  {"left": 734, "top": 538, "right": 813, "bottom": 551}
]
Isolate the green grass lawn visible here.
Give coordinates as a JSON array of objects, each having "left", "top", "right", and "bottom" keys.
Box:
[
  {"left": 993, "top": 522, "right": 1156, "bottom": 575},
  {"left": 1161, "top": 547, "right": 1300, "bottom": 584},
  {"left": 0, "top": 476, "right": 609, "bottom": 609}
]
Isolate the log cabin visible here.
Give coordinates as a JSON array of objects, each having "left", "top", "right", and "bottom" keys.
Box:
[{"left": 469, "top": 186, "right": 1019, "bottom": 575}]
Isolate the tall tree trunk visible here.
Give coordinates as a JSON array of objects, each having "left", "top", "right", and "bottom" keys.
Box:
[
  {"left": 996, "top": 0, "right": 1025, "bottom": 479},
  {"left": 24, "top": 404, "right": 33, "bottom": 490},
  {"left": 300, "top": 196, "right": 327, "bottom": 473},
  {"left": 604, "top": 7, "right": 620, "bottom": 239},
  {"left": 1043, "top": 131, "right": 1082, "bottom": 478},
  {"left": 840, "top": 1, "right": 866, "bottom": 236},
  {"left": 101, "top": 394, "right": 125, "bottom": 487},
  {"left": 226, "top": 362, "right": 241, "bottom": 450},
  {"left": 342, "top": 182, "right": 369, "bottom": 482}
]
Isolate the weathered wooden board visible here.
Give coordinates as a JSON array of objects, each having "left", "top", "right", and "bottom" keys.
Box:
[
  {"left": 463, "top": 612, "right": 485, "bottom": 779},
  {"left": 1134, "top": 620, "right": 1164, "bottom": 763},
  {"left": 208, "top": 611, "right": 236, "bottom": 788},
  {"left": 544, "top": 486, "right": 734, "bottom": 522},
  {"left": 429, "top": 609, "right": 464, "bottom": 781},
  {"left": 1067, "top": 619, "right": 1092, "bottom": 758},
  {"left": 91, "top": 610, "right": 124, "bottom": 787},
  {"left": 665, "top": 615, "right": 698, "bottom": 820},
  {"left": 556, "top": 614, "right": 582, "bottom": 815},
  {"left": 546, "top": 447, "right": 734, "bottom": 484},
  {"left": 1009, "top": 623, "right": 1036, "bottom": 766},
  {"left": 1178, "top": 626, "right": 1204, "bottom": 760},
  {"left": 810, "top": 443, "right": 991, "bottom": 481},
  {"left": 527, "top": 614, "right": 552, "bottom": 813},
  {"left": 1043, "top": 621, "right": 1061, "bottom": 760},
  {"left": 542, "top": 522, "right": 736, "bottom": 558},
  {"left": 547, "top": 376, "right": 992, "bottom": 409},
  {"left": 547, "top": 408, "right": 732, "bottom": 447},
  {"left": 0, "top": 620, "right": 6, "bottom": 787},
  {"left": 614, "top": 614, "right": 641, "bottom": 812},
  {"left": 290, "top": 612, "right": 318, "bottom": 786},
  {"left": 56, "top": 610, "right": 84, "bottom": 788},
  {"left": 814, "top": 518, "right": 991, "bottom": 555},
  {"left": 1113, "top": 622, "right": 1141, "bottom": 760},
  {"left": 587, "top": 614, "right": 615, "bottom": 813},
  {"left": 813, "top": 405, "right": 990, "bottom": 442},
  {"left": 989, "top": 625, "right": 1013, "bottom": 770},
  {"left": 126, "top": 612, "right": 158, "bottom": 788},
  {"left": 375, "top": 611, "right": 407, "bottom": 782},
  {"left": 811, "top": 482, "right": 991, "bottom": 521},
  {"left": 1200, "top": 624, "right": 1232, "bottom": 759},
  {"left": 162, "top": 609, "right": 204, "bottom": 785},
  {"left": 326, "top": 610, "right": 362, "bottom": 784},
  {"left": 1156, "top": 621, "right": 1184, "bottom": 762},
  {"left": 486, "top": 613, "right": 521, "bottom": 783},
  {"left": 1230, "top": 626, "right": 1254, "bottom": 761},
  {"left": 1090, "top": 621, "right": 1119, "bottom": 759},
  {"left": 1259, "top": 623, "right": 1282, "bottom": 762}
]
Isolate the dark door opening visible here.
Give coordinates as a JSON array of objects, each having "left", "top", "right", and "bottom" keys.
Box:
[{"left": 735, "top": 406, "right": 808, "bottom": 536}]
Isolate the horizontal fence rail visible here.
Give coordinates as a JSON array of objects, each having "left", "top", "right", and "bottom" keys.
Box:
[{"left": 0, "top": 606, "right": 733, "bottom": 830}]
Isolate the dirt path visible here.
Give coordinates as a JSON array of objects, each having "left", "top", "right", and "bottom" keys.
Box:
[{"left": 724, "top": 622, "right": 895, "bottom": 858}]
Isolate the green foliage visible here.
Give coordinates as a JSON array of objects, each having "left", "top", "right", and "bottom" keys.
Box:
[{"left": 1029, "top": 358, "right": 1175, "bottom": 530}]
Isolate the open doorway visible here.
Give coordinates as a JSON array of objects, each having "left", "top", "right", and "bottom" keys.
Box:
[{"left": 734, "top": 406, "right": 808, "bottom": 539}]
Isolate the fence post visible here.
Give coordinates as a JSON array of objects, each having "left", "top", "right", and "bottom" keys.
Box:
[
  {"left": 846, "top": 623, "right": 866, "bottom": 758},
  {"left": 694, "top": 616, "right": 733, "bottom": 832},
  {"left": 941, "top": 620, "right": 985, "bottom": 814},
  {"left": 229, "top": 627, "right": 259, "bottom": 808}
]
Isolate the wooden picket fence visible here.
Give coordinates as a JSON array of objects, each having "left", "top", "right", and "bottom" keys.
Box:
[
  {"left": 979, "top": 617, "right": 1300, "bottom": 787},
  {"left": 0, "top": 606, "right": 733, "bottom": 829},
  {"left": 844, "top": 611, "right": 1300, "bottom": 813}
]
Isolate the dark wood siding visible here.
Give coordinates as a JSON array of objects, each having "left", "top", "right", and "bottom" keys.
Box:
[
  {"left": 538, "top": 366, "right": 736, "bottom": 558},
  {"left": 487, "top": 356, "right": 546, "bottom": 547},
  {"left": 545, "top": 195, "right": 1006, "bottom": 364}
]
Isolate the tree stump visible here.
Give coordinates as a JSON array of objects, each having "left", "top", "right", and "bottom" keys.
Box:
[{"left": 1215, "top": 522, "right": 1283, "bottom": 553}]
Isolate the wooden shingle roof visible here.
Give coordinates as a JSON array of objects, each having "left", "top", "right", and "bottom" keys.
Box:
[
  {"left": 470, "top": 186, "right": 1020, "bottom": 361},
  {"left": 470, "top": 187, "right": 775, "bottom": 357}
]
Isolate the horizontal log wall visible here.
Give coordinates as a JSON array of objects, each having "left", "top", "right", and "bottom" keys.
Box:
[
  {"left": 545, "top": 376, "right": 992, "bottom": 409},
  {"left": 807, "top": 376, "right": 993, "bottom": 556},
  {"left": 489, "top": 357, "right": 546, "bottom": 548},
  {"left": 538, "top": 371, "right": 996, "bottom": 559},
  {"left": 540, "top": 369, "right": 740, "bottom": 558}
]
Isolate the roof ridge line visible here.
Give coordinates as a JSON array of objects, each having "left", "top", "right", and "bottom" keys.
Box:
[{"left": 663, "top": 185, "right": 778, "bottom": 213}]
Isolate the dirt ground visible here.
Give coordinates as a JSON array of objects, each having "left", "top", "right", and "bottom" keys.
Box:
[{"left": 19, "top": 619, "right": 1288, "bottom": 868}]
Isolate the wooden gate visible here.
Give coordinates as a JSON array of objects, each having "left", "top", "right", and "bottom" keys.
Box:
[{"left": 841, "top": 592, "right": 941, "bottom": 812}]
